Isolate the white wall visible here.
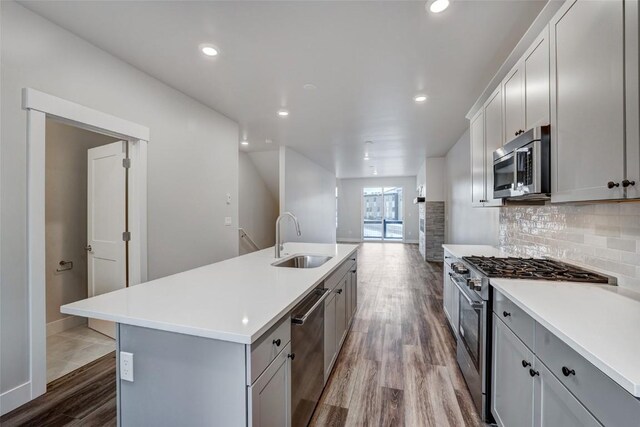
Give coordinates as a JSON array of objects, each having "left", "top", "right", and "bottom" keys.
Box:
[
  {"left": 444, "top": 129, "right": 499, "bottom": 245},
  {"left": 417, "top": 157, "right": 446, "bottom": 202},
  {"left": 337, "top": 176, "right": 419, "bottom": 243},
  {"left": 238, "top": 152, "right": 278, "bottom": 254},
  {"left": 1, "top": 1, "right": 239, "bottom": 407},
  {"left": 45, "top": 121, "right": 118, "bottom": 325},
  {"left": 247, "top": 151, "right": 279, "bottom": 201},
  {"left": 279, "top": 147, "right": 336, "bottom": 244}
]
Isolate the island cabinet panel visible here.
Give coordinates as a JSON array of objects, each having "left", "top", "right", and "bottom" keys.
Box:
[
  {"left": 324, "top": 292, "right": 337, "bottom": 382},
  {"left": 118, "top": 324, "right": 247, "bottom": 427},
  {"left": 248, "top": 343, "right": 291, "bottom": 427},
  {"left": 492, "top": 314, "right": 535, "bottom": 427},
  {"left": 532, "top": 358, "right": 600, "bottom": 427},
  {"left": 335, "top": 276, "right": 348, "bottom": 348},
  {"left": 550, "top": 0, "right": 626, "bottom": 202}
]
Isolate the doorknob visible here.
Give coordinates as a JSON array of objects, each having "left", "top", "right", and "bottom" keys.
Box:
[{"left": 85, "top": 245, "right": 92, "bottom": 252}]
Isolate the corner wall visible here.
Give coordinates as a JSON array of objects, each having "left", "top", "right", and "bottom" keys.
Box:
[{"left": 279, "top": 147, "right": 336, "bottom": 244}]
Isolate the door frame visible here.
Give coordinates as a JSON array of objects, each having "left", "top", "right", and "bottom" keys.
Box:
[
  {"left": 22, "top": 88, "right": 149, "bottom": 401},
  {"left": 360, "top": 186, "right": 406, "bottom": 242}
]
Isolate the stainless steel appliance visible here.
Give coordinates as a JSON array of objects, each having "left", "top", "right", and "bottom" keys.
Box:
[
  {"left": 449, "top": 255, "right": 614, "bottom": 423},
  {"left": 493, "top": 125, "right": 551, "bottom": 200},
  {"left": 290, "top": 284, "right": 331, "bottom": 427}
]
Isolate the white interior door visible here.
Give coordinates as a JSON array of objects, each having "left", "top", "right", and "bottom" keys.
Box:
[{"left": 87, "top": 141, "right": 127, "bottom": 338}]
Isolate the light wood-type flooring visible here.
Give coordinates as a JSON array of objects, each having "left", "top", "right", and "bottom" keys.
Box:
[{"left": 1, "top": 243, "right": 480, "bottom": 426}]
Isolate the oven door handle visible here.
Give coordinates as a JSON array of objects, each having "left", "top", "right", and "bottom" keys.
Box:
[{"left": 451, "top": 277, "right": 484, "bottom": 309}]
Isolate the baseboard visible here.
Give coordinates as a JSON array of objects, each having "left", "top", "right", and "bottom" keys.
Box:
[
  {"left": 337, "top": 238, "right": 361, "bottom": 243},
  {"left": 0, "top": 381, "right": 31, "bottom": 416},
  {"left": 47, "top": 315, "right": 87, "bottom": 336},
  {"left": 404, "top": 239, "right": 419, "bottom": 244}
]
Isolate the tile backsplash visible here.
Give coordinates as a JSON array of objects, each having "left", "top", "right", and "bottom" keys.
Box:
[{"left": 499, "top": 202, "right": 640, "bottom": 292}]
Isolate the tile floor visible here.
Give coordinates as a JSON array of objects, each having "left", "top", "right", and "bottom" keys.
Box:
[{"left": 47, "top": 324, "right": 116, "bottom": 383}]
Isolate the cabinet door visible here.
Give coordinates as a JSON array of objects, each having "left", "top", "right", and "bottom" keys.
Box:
[
  {"left": 324, "top": 294, "right": 337, "bottom": 381},
  {"left": 345, "top": 272, "right": 353, "bottom": 325},
  {"left": 491, "top": 314, "right": 535, "bottom": 427},
  {"left": 503, "top": 63, "right": 525, "bottom": 142},
  {"left": 443, "top": 265, "right": 452, "bottom": 326},
  {"left": 335, "top": 278, "right": 347, "bottom": 347},
  {"left": 625, "top": 0, "right": 640, "bottom": 199},
  {"left": 524, "top": 26, "right": 550, "bottom": 129},
  {"left": 470, "top": 109, "right": 486, "bottom": 206},
  {"left": 451, "top": 280, "right": 459, "bottom": 339},
  {"left": 533, "top": 359, "right": 601, "bottom": 427},
  {"left": 550, "top": 0, "right": 625, "bottom": 202},
  {"left": 249, "top": 343, "right": 291, "bottom": 427},
  {"left": 349, "top": 269, "right": 357, "bottom": 320},
  {"left": 484, "top": 87, "right": 504, "bottom": 206}
]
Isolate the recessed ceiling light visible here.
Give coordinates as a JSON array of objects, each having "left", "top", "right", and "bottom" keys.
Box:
[
  {"left": 199, "top": 44, "right": 219, "bottom": 57},
  {"left": 364, "top": 155, "right": 370, "bottom": 160},
  {"left": 241, "top": 140, "right": 249, "bottom": 146},
  {"left": 414, "top": 94, "right": 428, "bottom": 103},
  {"left": 427, "top": 0, "right": 450, "bottom": 14},
  {"left": 303, "top": 83, "right": 317, "bottom": 90},
  {"left": 373, "top": 170, "right": 378, "bottom": 175},
  {"left": 277, "top": 109, "right": 289, "bottom": 117},
  {"left": 265, "top": 138, "right": 273, "bottom": 144}
]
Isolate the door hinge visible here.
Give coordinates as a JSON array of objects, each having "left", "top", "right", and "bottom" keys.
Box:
[
  {"left": 122, "top": 158, "right": 131, "bottom": 168},
  {"left": 122, "top": 231, "right": 131, "bottom": 241}
]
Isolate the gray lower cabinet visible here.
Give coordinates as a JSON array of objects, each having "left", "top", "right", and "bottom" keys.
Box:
[
  {"left": 533, "top": 358, "right": 601, "bottom": 427},
  {"left": 492, "top": 314, "right": 535, "bottom": 427},
  {"left": 324, "top": 292, "right": 337, "bottom": 381},
  {"left": 335, "top": 277, "right": 347, "bottom": 348},
  {"left": 249, "top": 343, "right": 292, "bottom": 427}
]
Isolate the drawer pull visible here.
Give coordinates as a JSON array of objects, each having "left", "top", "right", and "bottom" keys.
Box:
[
  {"left": 503, "top": 311, "right": 511, "bottom": 318},
  {"left": 287, "top": 353, "right": 295, "bottom": 360},
  {"left": 562, "top": 366, "right": 576, "bottom": 377},
  {"left": 521, "top": 360, "right": 531, "bottom": 368},
  {"left": 529, "top": 369, "right": 539, "bottom": 377},
  {"left": 273, "top": 339, "right": 281, "bottom": 347},
  {"left": 336, "top": 289, "right": 343, "bottom": 294}
]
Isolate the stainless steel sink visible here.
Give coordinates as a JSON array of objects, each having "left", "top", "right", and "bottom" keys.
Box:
[{"left": 271, "top": 254, "right": 333, "bottom": 269}]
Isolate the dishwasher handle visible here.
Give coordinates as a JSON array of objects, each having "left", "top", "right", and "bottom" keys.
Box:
[{"left": 291, "top": 288, "right": 331, "bottom": 325}]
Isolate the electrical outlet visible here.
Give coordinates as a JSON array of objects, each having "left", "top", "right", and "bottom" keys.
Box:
[
  {"left": 120, "top": 351, "right": 134, "bottom": 382},
  {"left": 225, "top": 217, "right": 232, "bottom": 226}
]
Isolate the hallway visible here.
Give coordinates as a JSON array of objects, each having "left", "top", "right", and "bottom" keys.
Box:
[{"left": 1, "top": 243, "right": 480, "bottom": 426}]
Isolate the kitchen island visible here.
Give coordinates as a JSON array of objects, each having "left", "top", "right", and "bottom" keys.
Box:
[{"left": 62, "top": 242, "right": 359, "bottom": 427}]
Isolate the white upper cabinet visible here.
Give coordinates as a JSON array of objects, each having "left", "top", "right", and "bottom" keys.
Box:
[
  {"left": 524, "top": 26, "right": 550, "bottom": 130},
  {"left": 550, "top": 0, "right": 626, "bottom": 202},
  {"left": 502, "top": 62, "right": 525, "bottom": 144},
  {"left": 470, "top": 109, "right": 486, "bottom": 206},
  {"left": 483, "top": 86, "right": 504, "bottom": 206},
  {"left": 625, "top": 0, "right": 640, "bottom": 199}
]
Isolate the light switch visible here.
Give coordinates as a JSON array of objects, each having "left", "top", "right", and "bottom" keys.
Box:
[{"left": 225, "top": 217, "right": 232, "bottom": 226}]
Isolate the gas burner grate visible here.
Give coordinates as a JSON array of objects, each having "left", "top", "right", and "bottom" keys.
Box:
[{"left": 461, "top": 256, "right": 610, "bottom": 284}]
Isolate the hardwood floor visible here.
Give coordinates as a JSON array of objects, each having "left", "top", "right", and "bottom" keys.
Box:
[
  {"left": 1, "top": 243, "right": 480, "bottom": 427},
  {"left": 310, "top": 243, "right": 481, "bottom": 427}
]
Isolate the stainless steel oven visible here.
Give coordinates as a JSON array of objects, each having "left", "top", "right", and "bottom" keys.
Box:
[
  {"left": 450, "top": 265, "right": 493, "bottom": 423},
  {"left": 493, "top": 125, "right": 550, "bottom": 200}
]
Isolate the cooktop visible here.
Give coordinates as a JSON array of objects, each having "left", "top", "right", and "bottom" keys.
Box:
[{"left": 462, "top": 256, "right": 612, "bottom": 284}]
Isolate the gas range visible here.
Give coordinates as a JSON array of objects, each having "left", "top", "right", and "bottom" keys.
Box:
[{"left": 450, "top": 256, "right": 615, "bottom": 301}]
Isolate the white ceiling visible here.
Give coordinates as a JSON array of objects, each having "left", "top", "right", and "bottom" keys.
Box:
[{"left": 20, "top": 0, "right": 546, "bottom": 178}]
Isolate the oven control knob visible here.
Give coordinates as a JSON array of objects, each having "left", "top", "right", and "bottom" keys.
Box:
[{"left": 468, "top": 278, "right": 482, "bottom": 291}]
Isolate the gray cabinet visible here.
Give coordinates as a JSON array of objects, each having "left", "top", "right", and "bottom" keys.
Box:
[
  {"left": 533, "top": 359, "right": 601, "bottom": 427},
  {"left": 335, "top": 276, "right": 347, "bottom": 348},
  {"left": 348, "top": 267, "right": 357, "bottom": 322},
  {"left": 470, "top": 109, "right": 486, "bottom": 206},
  {"left": 550, "top": 0, "right": 626, "bottom": 202},
  {"left": 249, "top": 343, "right": 292, "bottom": 427},
  {"left": 483, "top": 87, "right": 504, "bottom": 206},
  {"left": 524, "top": 26, "right": 550, "bottom": 130},
  {"left": 443, "top": 263, "right": 453, "bottom": 327},
  {"left": 324, "top": 292, "right": 337, "bottom": 381},
  {"left": 502, "top": 63, "right": 525, "bottom": 143},
  {"left": 492, "top": 314, "right": 535, "bottom": 427}
]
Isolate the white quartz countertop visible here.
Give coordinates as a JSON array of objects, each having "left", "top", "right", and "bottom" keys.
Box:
[
  {"left": 442, "top": 244, "right": 510, "bottom": 259},
  {"left": 491, "top": 278, "right": 640, "bottom": 397},
  {"left": 61, "top": 243, "right": 358, "bottom": 344}
]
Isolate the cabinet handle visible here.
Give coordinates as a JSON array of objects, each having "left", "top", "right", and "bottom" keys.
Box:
[
  {"left": 336, "top": 289, "right": 343, "bottom": 294},
  {"left": 273, "top": 338, "right": 281, "bottom": 347},
  {"left": 287, "top": 353, "right": 295, "bottom": 360},
  {"left": 521, "top": 360, "right": 531, "bottom": 368},
  {"left": 561, "top": 366, "right": 575, "bottom": 377},
  {"left": 503, "top": 311, "right": 511, "bottom": 318},
  {"left": 622, "top": 179, "right": 636, "bottom": 188},
  {"left": 514, "top": 131, "right": 518, "bottom": 136},
  {"left": 529, "top": 369, "right": 539, "bottom": 377},
  {"left": 607, "top": 181, "right": 620, "bottom": 189}
]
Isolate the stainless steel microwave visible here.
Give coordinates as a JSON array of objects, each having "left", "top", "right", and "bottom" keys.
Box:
[{"left": 492, "top": 125, "right": 550, "bottom": 199}]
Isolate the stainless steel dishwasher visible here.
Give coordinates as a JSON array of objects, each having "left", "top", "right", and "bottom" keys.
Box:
[{"left": 290, "top": 284, "right": 331, "bottom": 427}]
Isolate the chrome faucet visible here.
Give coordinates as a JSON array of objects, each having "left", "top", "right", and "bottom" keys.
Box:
[{"left": 275, "top": 212, "right": 301, "bottom": 258}]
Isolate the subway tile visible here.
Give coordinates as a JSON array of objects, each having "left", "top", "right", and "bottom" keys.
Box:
[{"left": 606, "top": 237, "right": 637, "bottom": 253}]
